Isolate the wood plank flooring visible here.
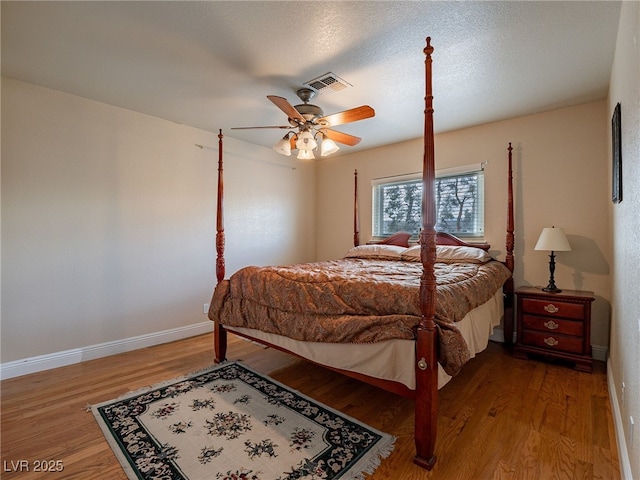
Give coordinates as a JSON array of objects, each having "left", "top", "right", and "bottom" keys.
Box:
[{"left": 1, "top": 333, "right": 620, "bottom": 479}]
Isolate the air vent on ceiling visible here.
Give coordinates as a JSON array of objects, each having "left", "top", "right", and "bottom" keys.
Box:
[{"left": 304, "top": 72, "right": 352, "bottom": 95}]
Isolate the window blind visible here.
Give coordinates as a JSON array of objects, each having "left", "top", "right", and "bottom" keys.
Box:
[{"left": 372, "top": 163, "right": 485, "bottom": 239}]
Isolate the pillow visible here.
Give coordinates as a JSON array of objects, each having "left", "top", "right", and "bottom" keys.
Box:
[
  {"left": 400, "top": 245, "right": 492, "bottom": 264},
  {"left": 375, "top": 231, "right": 412, "bottom": 247},
  {"left": 344, "top": 244, "right": 406, "bottom": 260},
  {"left": 437, "top": 245, "right": 492, "bottom": 264},
  {"left": 400, "top": 245, "right": 421, "bottom": 262}
]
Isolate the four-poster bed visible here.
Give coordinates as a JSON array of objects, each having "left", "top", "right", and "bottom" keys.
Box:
[{"left": 208, "top": 38, "right": 515, "bottom": 470}]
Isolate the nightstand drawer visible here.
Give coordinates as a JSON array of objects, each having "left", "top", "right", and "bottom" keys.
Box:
[
  {"left": 521, "top": 331, "right": 584, "bottom": 354},
  {"left": 522, "top": 314, "right": 584, "bottom": 336},
  {"left": 521, "top": 298, "right": 584, "bottom": 320}
]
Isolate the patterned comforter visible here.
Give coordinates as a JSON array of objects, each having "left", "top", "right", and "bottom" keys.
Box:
[{"left": 209, "top": 255, "right": 511, "bottom": 376}]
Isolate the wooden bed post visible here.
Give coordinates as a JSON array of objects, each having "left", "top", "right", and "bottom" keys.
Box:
[
  {"left": 503, "top": 143, "right": 515, "bottom": 346},
  {"left": 354, "top": 169, "right": 360, "bottom": 247},
  {"left": 414, "top": 37, "right": 438, "bottom": 470},
  {"left": 214, "top": 129, "right": 228, "bottom": 363}
]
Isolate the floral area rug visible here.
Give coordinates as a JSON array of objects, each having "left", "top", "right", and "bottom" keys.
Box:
[{"left": 92, "top": 362, "right": 395, "bottom": 479}]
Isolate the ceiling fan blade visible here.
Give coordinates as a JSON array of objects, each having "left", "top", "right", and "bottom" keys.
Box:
[
  {"left": 320, "top": 128, "right": 361, "bottom": 146},
  {"left": 317, "top": 105, "right": 375, "bottom": 127},
  {"left": 267, "top": 95, "right": 305, "bottom": 123},
  {"left": 231, "top": 125, "right": 293, "bottom": 130}
]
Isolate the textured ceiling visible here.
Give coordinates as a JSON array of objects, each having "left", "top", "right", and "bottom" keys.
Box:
[{"left": 1, "top": 1, "right": 622, "bottom": 156}]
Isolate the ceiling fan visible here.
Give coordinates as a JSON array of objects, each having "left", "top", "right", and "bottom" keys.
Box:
[{"left": 232, "top": 88, "right": 375, "bottom": 159}]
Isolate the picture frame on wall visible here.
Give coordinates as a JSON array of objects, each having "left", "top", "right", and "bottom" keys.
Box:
[{"left": 611, "top": 102, "right": 622, "bottom": 204}]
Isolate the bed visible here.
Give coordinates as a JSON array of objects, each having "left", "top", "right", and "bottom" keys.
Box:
[{"left": 208, "top": 37, "right": 515, "bottom": 470}]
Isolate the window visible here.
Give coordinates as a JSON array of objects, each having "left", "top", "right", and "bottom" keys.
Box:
[{"left": 372, "top": 164, "right": 485, "bottom": 240}]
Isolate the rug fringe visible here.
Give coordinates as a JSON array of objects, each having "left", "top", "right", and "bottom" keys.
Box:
[{"left": 350, "top": 436, "right": 397, "bottom": 479}]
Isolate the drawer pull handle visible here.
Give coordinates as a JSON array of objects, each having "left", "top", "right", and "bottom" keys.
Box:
[
  {"left": 544, "top": 304, "right": 560, "bottom": 314},
  {"left": 544, "top": 320, "right": 559, "bottom": 330},
  {"left": 544, "top": 337, "right": 559, "bottom": 347}
]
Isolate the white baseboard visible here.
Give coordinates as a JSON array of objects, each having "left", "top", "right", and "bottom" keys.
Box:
[
  {"left": 1, "top": 322, "right": 610, "bottom": 379},
  {"left": 592, "top": 344, "right": 608, "bottom": 362},
  {"left": 0, "top": 321, "right": 214, "bottom": 381},
  {"left": 490, "top": 326, "right": 507, "bottom": 343},
  {"left": 607, "top": 359, "right": 633, "bottom": 480}
]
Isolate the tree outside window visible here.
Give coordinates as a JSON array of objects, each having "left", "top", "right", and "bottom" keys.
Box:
[{"left": 372, "top": 170, "right": 484, "bottom": 239}]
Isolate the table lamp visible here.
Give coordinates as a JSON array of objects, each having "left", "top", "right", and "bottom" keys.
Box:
[{"left": 534, "top": 226, "right": 572, "bottom": 293}]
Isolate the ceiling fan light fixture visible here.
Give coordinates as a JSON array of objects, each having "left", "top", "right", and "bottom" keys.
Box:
[
  {"left": 320, "top": 137, "right": 340, "bottom": 157},
  {"left": 272, "top": 134, "right": 292, "bottom": 156},
  {"left": 297, "top": 149, "right": 315, "bottom": 160},
  {"left": 296, "top": 130, "right": 317, "bottom": 151},
  {"left": 234, "top": 89, "right": 374, "bottom": 159}
]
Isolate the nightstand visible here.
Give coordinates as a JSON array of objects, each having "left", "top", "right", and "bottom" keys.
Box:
[{"left": 513, "top": 286, "right": 594, "bottom": 372}]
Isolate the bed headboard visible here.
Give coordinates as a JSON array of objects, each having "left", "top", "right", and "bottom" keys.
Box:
[{"left": 435, "top": 232, "right": 490, "bottom": 251}]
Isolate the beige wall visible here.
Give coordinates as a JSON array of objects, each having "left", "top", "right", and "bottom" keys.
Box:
[
  {"left": 608, "top": 1, "right": 640, "bottom": 478},
  {"left": 317, "top": 101, "right": 612, "bottom": 354},
  {"left": 1, "top": 77, "right": 316, "bottom": 365}
]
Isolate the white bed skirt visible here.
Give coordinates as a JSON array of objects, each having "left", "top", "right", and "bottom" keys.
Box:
[{"left": 226, "top": 289, "right": 503, "bottom": 390}]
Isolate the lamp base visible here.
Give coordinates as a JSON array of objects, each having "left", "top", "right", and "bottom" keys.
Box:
[
  {"left": 542, "top": 286, "right": 562, "bottom": 293},
  {"left": 543, "top": 251, "right": 562, "bottom": 293}
]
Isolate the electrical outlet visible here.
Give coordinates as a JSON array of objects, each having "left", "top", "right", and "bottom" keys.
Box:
[
  {"left": 630, "top": 417, "right": 635, "bottom": 446},
  {"left": 622, "top": 382, "right": 626, "bottom": 406},
  {"left": 203, "top": 303, "right": 210, "bottom": 315}
]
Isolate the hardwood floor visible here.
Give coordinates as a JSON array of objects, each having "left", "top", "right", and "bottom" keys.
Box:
[{"left": 1, "top": 333, "right": 620, "bottom": 479}]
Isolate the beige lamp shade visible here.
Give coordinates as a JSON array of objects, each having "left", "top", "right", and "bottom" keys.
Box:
[{"left": 534, "top": 227, "right": 571, "bottom": 252}]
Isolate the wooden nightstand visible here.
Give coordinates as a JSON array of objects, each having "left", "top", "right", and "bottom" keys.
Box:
[{"left": 513, "top": 286, "right": 594, "bottom": 372}]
